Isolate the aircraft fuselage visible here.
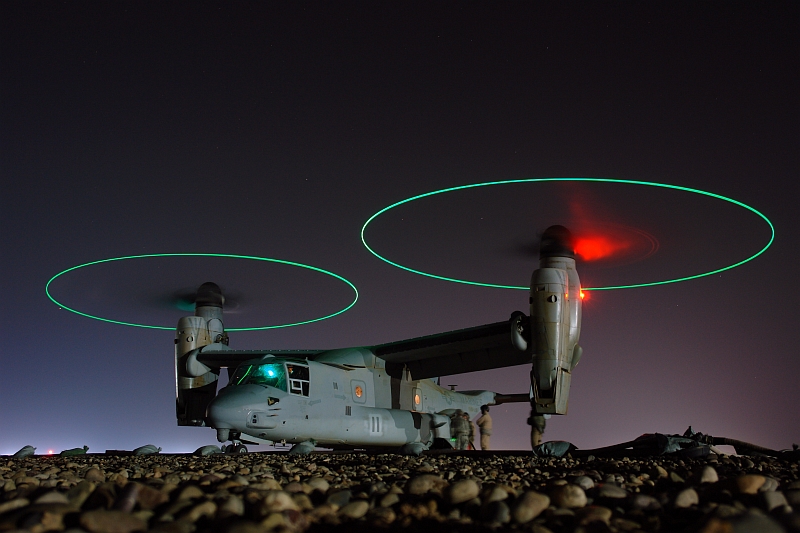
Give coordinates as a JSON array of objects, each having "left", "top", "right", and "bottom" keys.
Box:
[{"left": 206, "top": 347, "right": 494, "bottom": 448}]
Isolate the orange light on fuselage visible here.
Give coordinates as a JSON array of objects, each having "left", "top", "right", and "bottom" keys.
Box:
[{"left": 580, "top": 290, "right": 586, "bottom": 300}]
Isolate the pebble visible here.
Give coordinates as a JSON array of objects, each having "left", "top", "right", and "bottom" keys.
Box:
[
  {"left": 80, "top": 509, "right": 147, "bottom": 533},
  {"left": 326, "top": 489, "right": 352, "bottom": 508},
  {"left": 736, "top": 474, "right": 766, "bottom": 494},
  {"left": 577, "top": 505, "right": 613, "bottom": 525},
  {"left": 445, "top": 479, "right": 479, "bottom": 504},
  {"left": 512, "top": 491, "right": 550, "bottom": 523},
  {"left": 595, "top": 483, "right": 629, "bottom": 499},
  {"left": 0, "top": 450, "right": 796, "bottom": 532},
  {"left": 406, "top": 474, "right": 448, "bottom": 495},
  {"left": 338, "top": 500, "right": 369, "bottom": 519},
  {"left": 674, "top": 487, "right": 699, "bottom": 508},
  {"left": 484, "top": 500, "right": 510, "bottom": 524},
  {"left": 698, "top": 465, "right": 719, "bottom": 484},
  {"left": 551, "top": 484, "right": 587, "bottom": 508}
]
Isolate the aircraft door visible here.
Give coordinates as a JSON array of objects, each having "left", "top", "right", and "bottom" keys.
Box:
[{"left": 412, "top": 387, "right": 423, "bottom": 411}]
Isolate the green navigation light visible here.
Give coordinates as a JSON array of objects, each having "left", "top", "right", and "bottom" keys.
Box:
[
  {"left": 361, "top": 178, "right": 774, "bottom": 291},
  {"left": 46, "top": 253, "right": 359, "bottom": 330}
]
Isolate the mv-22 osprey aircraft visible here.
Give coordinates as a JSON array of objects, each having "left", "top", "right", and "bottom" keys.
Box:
[{"left": 176, "top": 226, "right": 583, "bottom": 453}]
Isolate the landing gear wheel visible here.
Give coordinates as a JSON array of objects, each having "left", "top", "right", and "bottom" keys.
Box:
[{"left": 225, "top": 444, "right": 248, "bottom": 453}]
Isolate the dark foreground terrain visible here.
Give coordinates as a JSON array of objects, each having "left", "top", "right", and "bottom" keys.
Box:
[{"left": 1, "top": 451, "right": 798, "bottom": 532}]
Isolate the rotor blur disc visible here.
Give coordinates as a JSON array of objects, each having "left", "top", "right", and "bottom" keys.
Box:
[
  {"left": 46, "top": 253, "right": 359, "bottom": 330},
  {"left": 361, "top": 178, "right": 774, "bottom": 291}
]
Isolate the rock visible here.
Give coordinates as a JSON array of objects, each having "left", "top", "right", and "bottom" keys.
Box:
[
  {"left": 416, "top": 462, "right": 434, "bottom": 473},
  {"left": 785, "top": 489, "right": 800, "bottom": 506},
  {"left": 80, "top": 509, "right": 147, "bottom": 533},
  {"left": 292, "top": 493, "right": 314, "bottom": 511},
  {"left": 85, "top": 468, "right": 106, "bottom": 482},
  {"left": 698, "top": 466, "right": 719, "bottom": 484},
  {"left": 0, "top": 497, "right": 29, "bottom": 515},
  {"left": 595, "top": 483, "right": 628, "bottom": 499},
  {"left": 306, "top": 477, "right": 329, "bottom": 493},
  {"left": 736, "top": 474, "right": 766, "bottom": 494},
  {"left": 761, "top": 490, "right": 788, "bottom": 512},
  {"left": 34, "top": 491, "right": 70, "bottom": 504},
  {"left": 261, "top": 490, "right": 299, "bottom": 513},
  {"left": 674, "top": 487, "right": 699, "bottom": 508},
  {"left": 338, "top": 500, "right": 369, "bottom": 519},
  {"left": 760, "top": 477, "right": 779, "bottom": 492},
  {"left": 136, "top": 483, "right": 169, "bottom": 509},
  {"left": 445, "top": 479, "right": 480, "bottom": 504},
  {"left": 176, "top": 485, "right": 205, "bottom": 501},
  {"left": 573, "top": 475, "right": 594, "bottom": 490},
  {"left": 217, "top": 494, "right": 245, "bottom": 518},
  {"left": 67, "top": 480, "right": 96, "bottom": 507},
  {"left": 368, "top": 506, "right": 396, "bottom": 525},
  {"left": 484, "top": 500, "right": 510, "bottom": 524},
  {"left": 283, "top": 481, "right": 304, "bottom": 493},
  {"left": 406, "top": 474, "right": 448, "bottom": 495},
  {"left": 182, "top": 500, "right": 217, "bottom": 522},
  {"left": 249, "top": 479, "right": 281, "bottom": 491},
  {"left": 482, "top": 485, "right": 509, "bottom": 504},
  {"left": 706, "top": 510, "right": 787, "bottom": 533},
  {"left": 669, "top": 471, "right": 685, "bottom": 484},
  {"left": 511, "top": 490, "right": 550, "bottom": 524},
  {"left": 577, "top": 505, "right": 613, "bottom": 525},
  {"left": 326, "top": 489, "right": 352, "bottom": 509},
  {"left": 551, "top": 484, "right": 587, "bottom": 508},
  {"left": 380, "top": 492, "right": 400, "bottom": 508},
  {"left": 630, "top": 493, "right": 661, "bottom": 511},
  {"left": 113, "top": 482, "right": 140, "bottom": 512}
]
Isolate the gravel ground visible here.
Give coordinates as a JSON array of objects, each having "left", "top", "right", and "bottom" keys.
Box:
[{"left": 1, "top": 451, "right": 799, "bottom": 532}]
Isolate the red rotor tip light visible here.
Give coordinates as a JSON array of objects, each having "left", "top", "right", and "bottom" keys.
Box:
[
  {"left": 574, "top": 235, "right": 631, "bottom": 261},
  {"left": 580, "top": 290, "right": 586, "bottom": 300}
]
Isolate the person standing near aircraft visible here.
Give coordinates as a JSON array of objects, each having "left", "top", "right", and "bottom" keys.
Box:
[
  {"left": 451, "top": 409, "right": 470, "bottom": 450},
  {"left": 528, "top": 411, "right": 546, "bottom": 447},
  {"left": 476, "top": 405, "right": 492, "bottom": 450},
  {"left": 463, "top": 412, "right": 475, "bottom": 450}
]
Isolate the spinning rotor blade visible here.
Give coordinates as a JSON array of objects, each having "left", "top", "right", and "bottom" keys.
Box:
[
  {"left": 509, "top": 221, "right": 657, "bottom": 264},
  {"left": 147, "top": 284, "right": 246, "bottom": 313}
]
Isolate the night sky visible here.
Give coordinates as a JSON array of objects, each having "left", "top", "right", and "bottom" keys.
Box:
[{"left": 2, "top": 2, "right": 798, "bottom": 454}]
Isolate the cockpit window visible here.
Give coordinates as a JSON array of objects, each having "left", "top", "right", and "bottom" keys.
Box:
[
  {"left": 230, "top": 363, "right": 287, "bottom": 391},
  {"left": 286, "top": 364, "right": 310, "bottom": 396}
]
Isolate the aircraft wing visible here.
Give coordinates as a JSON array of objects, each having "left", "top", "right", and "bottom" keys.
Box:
[
  {"left": 372, "top": 312, "right": 529, "bottom": 379},
  {"left": 196, "top": 348, "right": 325, "bottom": 369}
]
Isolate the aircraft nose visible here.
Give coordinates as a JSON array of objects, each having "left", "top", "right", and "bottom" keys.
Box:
[{"left": 206, "top": 385, "right": 264, "bottom": 429}]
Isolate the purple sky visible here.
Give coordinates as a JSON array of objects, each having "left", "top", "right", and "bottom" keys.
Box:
[{"left": 2, "top": 2, "right": 798, "bottom": 454}]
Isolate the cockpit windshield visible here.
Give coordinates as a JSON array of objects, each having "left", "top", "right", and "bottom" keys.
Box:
[{"left": 229, "top": 362, "right": 287, "bottom": 391}]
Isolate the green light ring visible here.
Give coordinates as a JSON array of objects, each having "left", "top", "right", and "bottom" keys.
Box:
[
  {"left": 46, "top": 253, "right": 359, "bottom": 330},
  {"left": 361, "top": 178, "right": 774, "bottom": 291}
]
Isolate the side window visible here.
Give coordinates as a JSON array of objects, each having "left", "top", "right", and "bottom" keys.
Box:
[{"left": 286, "top": 364, "right": 310, "bottom": 397}]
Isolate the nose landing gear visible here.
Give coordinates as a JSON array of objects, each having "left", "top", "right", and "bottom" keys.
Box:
[
  {"left": 225, "top": 443, "right": 248, "bottom": 453},
  {"left": 220, "top": 430, "right": 248, "bottom": 453}
]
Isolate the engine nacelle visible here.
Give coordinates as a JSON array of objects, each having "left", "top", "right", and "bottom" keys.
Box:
[
  {"left": 175, "top": 283, "right": 227, "bottom": 426},
  {"left": 529, "top": 226, "right": 582, "bottom": 415}
]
